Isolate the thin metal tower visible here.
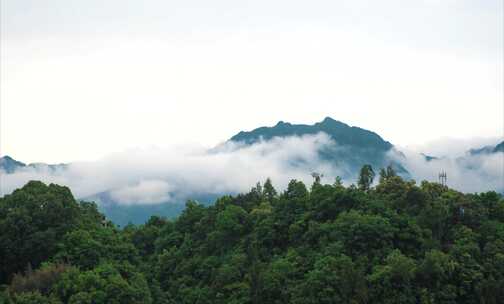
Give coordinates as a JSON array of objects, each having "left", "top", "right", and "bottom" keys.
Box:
[{"left": 438, "top": 171, "right": 447, "bottom": 187}]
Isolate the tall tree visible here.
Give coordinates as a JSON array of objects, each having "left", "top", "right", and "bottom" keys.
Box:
[
  {"left": 263, "top": 178, "right": 277, "bottom": 202},
  {"left": 358, "top": 164, "right": 375, "bottom": 191}
]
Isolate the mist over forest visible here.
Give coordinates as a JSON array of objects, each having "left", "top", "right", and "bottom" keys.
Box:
[{"left": 1, "top": 118, "right": 502, "bottom": 225}]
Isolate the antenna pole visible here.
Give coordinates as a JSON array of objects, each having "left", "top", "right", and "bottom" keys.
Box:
[{"left": 438, "top": 171, "right": 447, "bottom": 187}]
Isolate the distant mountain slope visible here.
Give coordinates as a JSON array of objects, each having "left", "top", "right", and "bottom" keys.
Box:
[
  {"left": 85, "top": 191, "right": 220, "bottom": 226},
  {"left": 421, "top": 153, "right": 439, "bottom": 161},
  {"left": 0, "top": 155, "right": 26, "bottom": 173},
  {"left": 461, "top": 140, "right": 504, "bottom": 176},
  {"left": 469, "top": 140, "right": 504, "bottom": 156},
  {"left": 230, "top": 117, "right": 405, "bottom": 177},
  {"left": 0, "top": 155, "right": 67, "bottom": 173},
  {"left": 495, "top": 141, "right": 504, "bottom": 153},
  {"left": 0, "top": 155, "right": 216, "bottom": 225}
]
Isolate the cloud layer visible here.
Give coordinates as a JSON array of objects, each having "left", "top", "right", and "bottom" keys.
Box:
[
  {"left": 389, "top": 139, "right": 504, "bottom": 192},
  {"left": 0, "top": 134, "right": 343, "bottom": 204},
  {"left": 1, "top": 134, "right": 502, "bottom": 205}
]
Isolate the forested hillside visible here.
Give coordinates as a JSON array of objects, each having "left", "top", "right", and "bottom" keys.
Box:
[{"left": 1, "top": 166, "right": 503, "bottom": 303}]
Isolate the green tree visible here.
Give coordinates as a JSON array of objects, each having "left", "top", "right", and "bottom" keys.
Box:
[
  {"left": 294, "top": 255, "right": 367, "bottom": 304},
  {"left": 333, "top": 176, "right": 344, "bottom": 188},
  {"left": 259, "top": 256, "right": 297, "bottom": 303},
  {"left": 262, "top": 178, "right": 277, "bottom": 202},
  {"left": 1, "top": 174, "right": 503, "bottom": 304},
  {"left": 417, "top": 250, "right": 457, "bottom": 303},
  {"left": 332, "top": 210, "right": 395, "bottom": 259},
  {"left": 0, "top": 181, "right": 80, "bottom": 284},
  {"left": 53, "top": 263, "right": 151, "bottom": 304},
  {"left": 368, "top": 250, "right": 417, "bottom": 304},
  {"left": 358, "top": 165, "right": 375, "bottom": 191},
  {"left": 379, "top": 165, "right": 397, "bottom": 184},
  {"left": 216, "top": 205, "right": 249, "bottom": 244},
  {"left": 9, "top": 292, "right": 58, "bottom": 304}
]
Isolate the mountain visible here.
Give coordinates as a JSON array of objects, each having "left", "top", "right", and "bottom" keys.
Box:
[
  {"left": 0, "top": 117, "right": 411, "bottom": 225},
  {"left": 421, "top": 153, "right": 439, "bottom": 161},
  {"left": 449, "top": 141, "right": 504, "bottom": 189},
  {"left": 230, "top": 117, "right": 407, "bottom": 177},
  {"left": 495, "top": 141, "right": 504, "bottom": 153},
  {"left": 468, "top": 140, "right": 504, "bottom": 156},
  {"left": 493, "top": 141, "right": 504, "bottom": 194},
  {"left": 0, "top": 155, "right": 67, "bottom": 173},
  {"left": 231, "top": 117, "right": 393, "bottom": 150},
  {"left": 2, "top": 134, "right": 501, "bottom": 226},
  {"left": 0, "top": 155, "right": 26, "bottom": 173},
  {"left": 2, "top": 120, "right": 501, "bottom": 227}
]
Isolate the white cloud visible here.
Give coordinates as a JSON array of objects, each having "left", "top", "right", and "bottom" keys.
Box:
[
  {"left": 0, "top": 133, "right": 344, "bottom": 204},
  {"left": 389, "top": 145, "right": 504, "bottom": 193},
  {"left": 109, "top": 180, "right": 172, "bottom": 205},
  {"left": 407, "top": 137, "right": 502, "bottom": 158},
  {"left": 1, "top": 134, "right": 502, "bottom": 206}
]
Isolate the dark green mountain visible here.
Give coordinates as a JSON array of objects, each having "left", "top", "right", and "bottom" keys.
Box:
[
  {"left": 230, "top": 117, "right": 406, "bottom": 178},
  {"left": 231, "top": 117, "right": 393, "bottom": 150}
]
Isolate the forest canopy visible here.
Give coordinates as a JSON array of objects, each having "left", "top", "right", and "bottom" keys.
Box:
[{"left": 0, "top": 166, "right": 503, "bottom": 303}]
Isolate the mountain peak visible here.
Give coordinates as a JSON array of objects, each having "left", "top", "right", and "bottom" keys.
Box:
[
  {"left": 317, "top": 116, "right": 349, "bottom": 127},
  {"left": 230, "top": 117, "right": 392, "bottom": 149},
  {"left": 275, "top": 120, "right": 290, "bottom": 126},
  {"left": 321, "top": 116, "right": 337, "bottom": 123},
  {"left": 227, "top": 117, "right": 399, "bottom": 175},
  {"left": 0, "top": 155, "right": 26, "bottom": 173}
]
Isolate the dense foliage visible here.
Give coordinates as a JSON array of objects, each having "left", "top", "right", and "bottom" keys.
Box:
[{"left": 1, "top": 168, "right": 503, "bottom": 303}]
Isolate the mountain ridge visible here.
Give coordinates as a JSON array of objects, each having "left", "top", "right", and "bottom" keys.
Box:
[
  {"left": 230, "top": 117, "right": 393, "bottom": 152},
  {"left": 229, "top": 116, "right": 402, "bottom": 179}
]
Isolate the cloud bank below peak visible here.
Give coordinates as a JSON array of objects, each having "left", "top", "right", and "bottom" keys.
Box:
[
  {"left": 0, "top": 133, "right": 344, "bottom": 204},
  {"left": 1, "top": 134, "right": 502, "bottom": 206}
]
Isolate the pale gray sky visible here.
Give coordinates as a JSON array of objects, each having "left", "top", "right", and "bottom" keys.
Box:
[{"left": 1, "top": 0, "right": 503, "bottom": 163}]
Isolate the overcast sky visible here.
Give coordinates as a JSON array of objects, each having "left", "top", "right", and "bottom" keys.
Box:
[{"left": 1, "top": 0, "right": 502, "bottom": 163}]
